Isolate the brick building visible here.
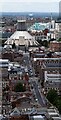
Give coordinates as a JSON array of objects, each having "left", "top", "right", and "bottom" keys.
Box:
[
  {"left": 49, "top": 41, "right": 61, "bottom": 52},
  {"left": 33, "top": 58, "right": 61, "bottom": 94}
]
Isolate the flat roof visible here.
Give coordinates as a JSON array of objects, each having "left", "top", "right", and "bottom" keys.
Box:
[
  {"left": 17, "top": 20, "right": 26, "bottom": 23},
  {"left": 0, "top": 59, "right": 9, "bottom": 62},
  {"left": 33, "top": 115, "right": 44, "bottom": 118},
  {"left": 52, "top": 117, "right": 61, "bottom": 120},
  {"left": 48, "top": 109, "right": 56, "bottom": 112},
  {"left": 35, "top": 54, "right": 45, "bottom": 56},
  {"left": 48, "top": 112, "right": 59, "bottom": 116},
  {"left": 45, "top": 63, "right": 61, "bottom": 68},
  {"left": 34, "top": 58, "right": 61, "bottom": 61}
]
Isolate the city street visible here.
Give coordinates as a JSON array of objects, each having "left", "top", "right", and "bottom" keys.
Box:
[
  {"left": 32, "top": 81, "right": 46, "bottom": 107},
  {"left": 23, "top": 52, "right": 47, "bottom": 107}
]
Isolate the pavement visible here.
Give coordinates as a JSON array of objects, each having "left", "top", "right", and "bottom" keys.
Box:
[
  {"left": 23, "top": 53, "right": 47, "bottom": 107},
  {"left": 32, "top": 81, "right": 46, "bottom": 107}
]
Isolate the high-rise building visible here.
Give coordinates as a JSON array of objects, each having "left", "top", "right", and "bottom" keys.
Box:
[
  {"left": 59, "top": 1, "right": 61, "bottom": 18},
  {"left": 0, "top": 59, "right": 9, "bottom": 114}
]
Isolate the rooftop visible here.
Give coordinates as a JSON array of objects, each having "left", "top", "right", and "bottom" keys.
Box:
[
  {"left": 17, "top": 20, "right": 26, "bottom": 23},
  {"left": 10, "top": 31, "right": 32, "bottom": 40},
  {"left": 31, "top": 115, "right": 45, "bottom": 120},
  {"left": 45, "top": 63, "right": 61, "bottom": 68},
  {"left": 52, "top": 117, "right": 61, "bottom": 120},
  {"left": 5, "top": 31, "right": 38, "bottom": 46},
  {"left": 0, "top": 59, "right": 9, "bottom": 62},
  {"left": 34, "top": 58, "right": 61, "bottom": 61},
  {"left": 28, "top": 22, "right": 50, "bottom": 31}
]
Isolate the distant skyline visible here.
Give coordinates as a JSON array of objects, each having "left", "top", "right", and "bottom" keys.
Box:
[
  {"left": 0, "top": 0, "right": 61, "bottom": 13},
  {"left": 0, "top": 0, "right": 60, "bottom": 2}
]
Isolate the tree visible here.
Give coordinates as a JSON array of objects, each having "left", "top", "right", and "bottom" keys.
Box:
[
  {"left": 46, "top": 89, "right": 58, "bottom": 104},
  {"left": 47, "top": 89, "right": 61, "bottom": 114},
  {"left": 14, "top": 82, "right": 26, "bottom": 92},
  {"left": 12, "top": 42, "right": 16, "bottom": 49},
  {"left": 43, "top": 40, "right": 48, "bottom": 47},
  {"left": 57, "top": 38, "right": 61, "bottom": 42},
  {"left": 37, "top": 39, "right": 49, "bottom": 48},
  {"left": 57, "top": 99, "right": 61, "bottom": 114}
]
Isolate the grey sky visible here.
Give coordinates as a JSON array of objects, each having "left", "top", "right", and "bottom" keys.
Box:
[{"left": 0, "top": 0, "right": 61, "bottom": 12}]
